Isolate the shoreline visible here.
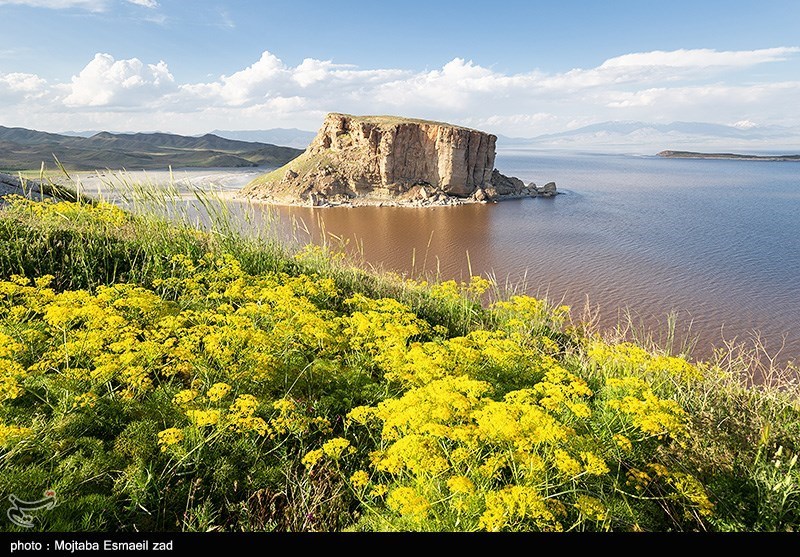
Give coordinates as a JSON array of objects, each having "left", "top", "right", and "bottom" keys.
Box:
[
  {"left": 6, "top": 169, "right": 561, "bottom": 208},
  {"left": 225, "top": 189, "right": 560, "bottom": 209}
]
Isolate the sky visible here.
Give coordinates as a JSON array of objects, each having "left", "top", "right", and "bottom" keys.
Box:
[{"left": 1, "top": 0, "right": 799, "bottom": 138}]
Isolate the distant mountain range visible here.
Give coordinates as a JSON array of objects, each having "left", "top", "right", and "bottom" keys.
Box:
[
  {"left": 209, "top": 129, "right": 317, "bottom": 150},
  {"left": 0, "top": 127, "right": 303, "bottom": 171},
  {"left": 204, "top": 121, "right": 800, "bottom": 153},
  {"left": 497, "top": 121, "right": 800, "bottom": 153}
]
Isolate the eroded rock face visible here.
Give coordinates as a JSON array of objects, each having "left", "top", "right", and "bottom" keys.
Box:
[{"left": 242, "top": 113, "right": 525, "bottom": 205}]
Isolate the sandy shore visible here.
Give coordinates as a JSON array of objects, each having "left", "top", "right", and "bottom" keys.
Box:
[
  {"left": 9, "top": 167, "right": 558, "bottom": 209},
  {"left": 49, "top": 168, "right": 265, "bottom": 201}
]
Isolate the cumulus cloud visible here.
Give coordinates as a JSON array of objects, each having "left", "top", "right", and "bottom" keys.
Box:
[
  {"left": 3, "top": 47, "right": 799, "bottom": 138},
  {"left": 0, "top": 71, "right": 47, "bottom": 100},
  {"left": 62, "top": 53, "right": 175, "bottom": 107},
  {"left": 181, "top": 51, "right": 409, "bottom": 109},
  {"left": 126, "top": 0, "right": 157, "bottom": 7}
]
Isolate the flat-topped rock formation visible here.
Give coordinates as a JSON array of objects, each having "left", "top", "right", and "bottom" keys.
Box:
[{"left": 242, "top": 113, "right": 556, "bottom": 207}]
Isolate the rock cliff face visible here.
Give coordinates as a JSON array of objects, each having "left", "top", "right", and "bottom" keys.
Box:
[{"left": 242, "top": 113, "right": 553, "bottom": 206}]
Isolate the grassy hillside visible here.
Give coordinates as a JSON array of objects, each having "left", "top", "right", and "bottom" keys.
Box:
[
  {"left": 0, "top": 126, "right": 302, "bottom": 171},
  {"left": 0, "top": 188, "right": 797, "bottom": 532}
]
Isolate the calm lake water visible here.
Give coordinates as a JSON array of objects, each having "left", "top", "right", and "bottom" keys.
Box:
[{"left": 86, "top": 152, "right": 800, "bottom": 363}]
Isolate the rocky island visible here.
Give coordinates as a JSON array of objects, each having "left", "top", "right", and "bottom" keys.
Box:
[
  {"left": 241, "top": 113, "right": 556, "bottom": 207},
  {"left": 657, "top": 150, "right": 800, "bottom": 161}
]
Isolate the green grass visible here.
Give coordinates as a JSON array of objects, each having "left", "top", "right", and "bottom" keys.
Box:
[
  {"left": 328, "top": 113, "right": 484, "bottom": 132},
  {"left": 0, "top": 182, "right": 797, "bottom": 532},
  {"left": 243, "top": 151, "right": 335, "bottom": 195}
]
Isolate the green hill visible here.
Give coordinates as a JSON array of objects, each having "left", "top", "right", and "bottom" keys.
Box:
[{"left": 0, "top": 126, "right": 303, "bottom": 171}]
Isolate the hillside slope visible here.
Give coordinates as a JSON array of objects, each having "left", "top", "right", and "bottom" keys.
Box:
[{"left": 0, "top": 126, "right": 302, "bottom": 170}]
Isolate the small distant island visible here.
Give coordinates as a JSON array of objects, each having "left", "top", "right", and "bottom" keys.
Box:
[{"left": 657, "top": 150, "right": 800, "bottom": 161}]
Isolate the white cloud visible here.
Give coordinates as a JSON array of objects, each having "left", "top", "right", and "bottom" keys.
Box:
[
  {"left": 182, "top": 51, "right": 409, "bottom": 109},
  {"left": 733, "top": 119, "right": 759, "bottom": 129},
  {"left": 600, "top": 47, "right": 800, "bottom": 68},
  {"left": 184, "top": 51, "right": 288, "bottom": 106},
  {"left": 62, "top": 53, "right": 175, "bottom": 107},
  {"left": 595, "top": 81, "right": 800, "bottom": 128},
  {"left": 293, "top": 58, "right": 341, "bottom": 88},
  {"left": 0, "top": 71, "right": 47, "bottom": 100},
  {"left": 126, "top": 0, "right": 157, "bottom": 7},
  {"left": 3, "top": 47, "right": 800, "bottom": 142}
]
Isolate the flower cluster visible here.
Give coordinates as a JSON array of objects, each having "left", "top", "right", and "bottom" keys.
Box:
[{"left": 0, "top": 197, "right": 718, "bottom": 532}]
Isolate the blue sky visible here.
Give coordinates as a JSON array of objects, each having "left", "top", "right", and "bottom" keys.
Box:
[{"left": 1, "top": 0, "right": 799, "bottom": 139}]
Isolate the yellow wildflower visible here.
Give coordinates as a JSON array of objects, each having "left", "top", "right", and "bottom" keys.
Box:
[
  {"left": 479, "top": 454, "right": 508, "bottom": 479},
  {"left": 0, "top": 332, "right": 23, "bottom": 358},
  {"left": 321, "top": 437, "right": 353, "bottom": 460},
  {"left": 157, "top": 428, "right": 184, "bottom": 451},
  {"left": 606, "top": 377, "right": 687, "bottom": 437},
  {"left": 450, "top": 447, "right": 472, "bottom": 463},
  {"left": 272, "top": 398, "right": 296, "bottom": 414},
  {"left": 350, "top": 470, "right": 370, "bottom": 490},
  {"left": 72, "top": 392, "right": 98, "bottom": 409},
  {"left": 386, "top": 487, "right": 430, "bottom": 519},
  {"left": 446, "top": 475, "right": 475, "bottom": 495},
  {"left": 467, "top": 276, "right": 494, "bottom": 296},
  {"left": 0, "top": 423, "right": 32, "bottom": 447},
  {"left": 206, "top": 382, "right": 232, "bottom": 402},
  {"left": 172, "top": 389, "right": 199, "bottom": 406},
  {"left": 626, "top": 468, "right": 651, "bottom": 491},
  {"left": 0, "top": 374, "right": 22, "bottom": 401},
  {"left": 376, "top": 434, "right": 448, "bottom": 476},
  {"left": 0, "top": 358, "right": 26, "bottom": 401},
  {"left": 669, "top": 472, "right": 714, "bottom": 517},
  {"left": 581, "top": 452, "right": 610, "bottom": 476},
  {"left": 647, "top": 463, "right": 670, "bottom": 478},
  {"left": 347, "top": 405, "right": 379, "bottom": 426},
  {"left": 479, "top": 486, "right": 561, "bottom": 532},
  {"left": 575, "top": 495, "right": 607, "bottom": 522},
  {"left": 186, "top": 409, "right": 221, "bottom": 427},
  {"left": 553, "top": 449, "right": 582, "bottom": 478},
  {"left": 369, "top": 483, "right": 388, "bottom": 498},
  {"left": 648, "top": 355, "right": 702, "bottom": 381},
  {"left": 612, "top": 433, "right": 633, "bottom": 452},
  {"left": 230, "top": 394, "right": 259, "bottom": 417},
  {"left": 302, "top": 449, "right": 324, "bottom": 469}
]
